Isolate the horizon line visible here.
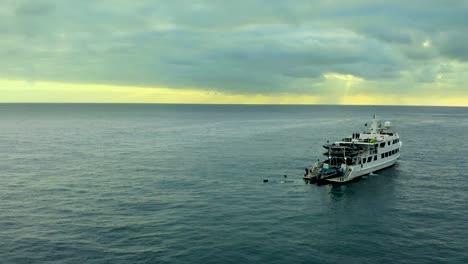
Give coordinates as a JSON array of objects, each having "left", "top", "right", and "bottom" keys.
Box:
[{"left": 0, "top": 102, "right": 466, "bottom": 107}]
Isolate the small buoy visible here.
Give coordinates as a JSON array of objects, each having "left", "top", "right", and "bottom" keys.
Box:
[
  {"left": 263, "top": 179, "right": 269, "bottom": 183},
  {"left": 284, "top": 175, "right": 287, "bottom": 178}
]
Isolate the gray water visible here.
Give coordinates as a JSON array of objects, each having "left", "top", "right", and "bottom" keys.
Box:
[{"left": 1, "top": 104, "right": 467, "bottom": 263}]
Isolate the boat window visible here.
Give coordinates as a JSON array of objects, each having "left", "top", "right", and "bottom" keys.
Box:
[
  {"left": 363, "top": 158, "right": 366, "bottom": 164},
  {"left": 367, "top": 157, "right": 372, "bottom": 163},
  {"left": 381, "top": 153, "right": 384, "bottom": 159},
  {"left": 380, "top": 143, "right": 385, "bottom": 148},
  {"left": 385, "top": 152, "right": 388, "bottom": 157},
  {"left": 374, "top": 155, "right": 377, "bottom": 161},
  {"left": 387, "top": 141, "right": 390, "bottom": 146}
]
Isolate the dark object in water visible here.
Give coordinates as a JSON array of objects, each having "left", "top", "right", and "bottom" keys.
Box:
[
  {"left": 284, "top": 175, "right": 287, "bottom": 178},
  {"left": 263, "top": 179, "right": 269, "bottom": 183}
]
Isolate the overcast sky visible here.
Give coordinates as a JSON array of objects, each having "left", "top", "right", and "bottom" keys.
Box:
[{"left": 1, "top": 0, "right": 468, "bottom": 104}]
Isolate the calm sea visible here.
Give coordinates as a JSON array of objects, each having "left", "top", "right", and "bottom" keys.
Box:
[{"left": 1, "top": 104, "right": 467, "bottom": 263}]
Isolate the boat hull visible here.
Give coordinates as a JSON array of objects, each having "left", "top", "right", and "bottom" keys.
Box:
[{"left": 325, "top": 156, "right": 398, "bottom": 183}]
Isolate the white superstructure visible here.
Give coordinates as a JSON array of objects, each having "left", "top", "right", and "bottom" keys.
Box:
[{"left": 304, "top": 114, "right": 402, "bottom": 183}]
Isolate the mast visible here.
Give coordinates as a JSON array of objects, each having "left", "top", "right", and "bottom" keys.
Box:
[{"left": 370, "top": 113, "right": 379, "bottom": 135}]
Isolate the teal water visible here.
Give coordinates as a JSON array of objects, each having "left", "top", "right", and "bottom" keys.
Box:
[{"left": 1, "top": 104, "right": 467, "bottom": 263}]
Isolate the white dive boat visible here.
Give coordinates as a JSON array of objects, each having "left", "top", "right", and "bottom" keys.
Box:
[{"left": 304, "top": 114, "right": 402, "bottom": 184}]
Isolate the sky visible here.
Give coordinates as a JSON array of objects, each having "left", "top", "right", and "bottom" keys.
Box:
[{"left": 1, "top": 0, "right": 468, "bottom": 105}]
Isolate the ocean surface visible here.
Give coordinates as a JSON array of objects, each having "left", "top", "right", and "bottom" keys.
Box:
[{"left": 1, "top": 104, "right": 467, "bottom": 264}]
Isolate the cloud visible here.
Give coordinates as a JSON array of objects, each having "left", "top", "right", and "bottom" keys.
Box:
[{"left": 0, "top": 0, "right": 467, "bottom": 99}]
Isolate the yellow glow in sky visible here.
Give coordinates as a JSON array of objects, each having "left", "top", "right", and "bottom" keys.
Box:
[
  {"left": 0, "top": 79, "right": 322, "bottom": 104},
  {"left": 0, "top": 79, "right": 467, "bottom": 106}
]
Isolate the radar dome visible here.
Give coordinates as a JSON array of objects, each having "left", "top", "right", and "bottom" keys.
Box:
[{"left": 384, "top": 121, "right": 391, "bottom": 128}]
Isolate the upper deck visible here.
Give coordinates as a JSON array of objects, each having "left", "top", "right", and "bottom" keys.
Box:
[{"left": 335, "top": 114, "right": 399, "bottom": 146}]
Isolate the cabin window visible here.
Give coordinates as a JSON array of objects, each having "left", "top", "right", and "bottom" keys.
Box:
[
  {"left": 367, "top": 157, "right": 372, "bottom": 163},
  {"left": 363, "top": 158, "right": 366, "bottom": 164},
  {"left": 385, "top": 152, "right": 388, "bottom": 157},
  {"left": 381, "top": 154, "right": 384, "bottom": 159},
  {"left": 374, "top": 155, "right": 377, "bottom": 161},
  {"left": 387, "top": 141, "right": 391, "bottom": 146},
  {"left": 380, "top": 143, "right": 385, "bottom": 148}
]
